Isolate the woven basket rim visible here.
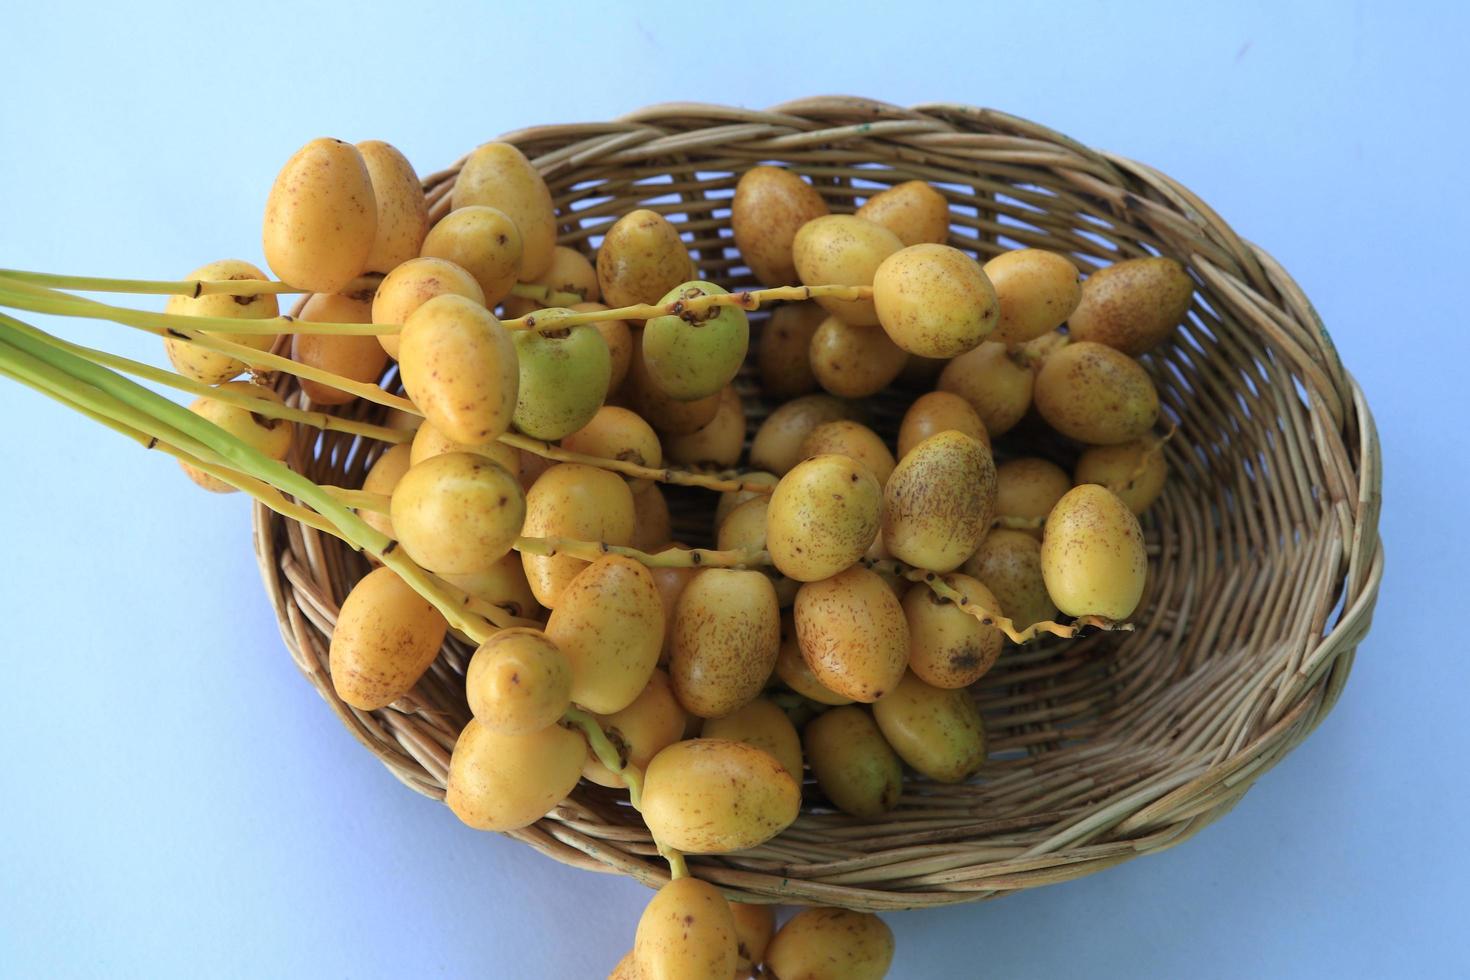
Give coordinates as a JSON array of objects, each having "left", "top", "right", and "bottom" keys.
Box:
[{"left": 252, "top": 96, "right": 1384, "bottom": 911}]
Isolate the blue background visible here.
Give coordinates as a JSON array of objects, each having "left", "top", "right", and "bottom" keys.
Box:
[{"left": 1, "top": 2, "right": 1464, "bottom": 977}]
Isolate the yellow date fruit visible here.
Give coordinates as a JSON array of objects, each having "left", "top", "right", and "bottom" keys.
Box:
[
  {"left": 546, "top": 555, "right": 664, "bottom": 714},
  {"left": 936, "top": 340, "right": 1034, "bottom": 438},
  {"left": 883, "top": 431, "right": 996, "bottom": 573},
  {"left": 701, "top": 697, "right": 803, "bottom": 782},
  {"left": 714, "top": 470, "right": 779, "bottom": 529},
  {"left": 1040, "top": 484, "right": 1147, "bottom": 619},
  {"left": 441, "top": 551, "right": 542, "bottom": 620},
  {"left": 582, "top": 669, "right": 684, "bottom": 788},
  {"left": 641, "top": 739, "right": 800, "bottom": 852},
  {"left": 798, "top": 419, "right": 896, "bottom": 486},
  {"left": 758, "top": 300, "right": 825, "bottom": 398},
  {"left": 178, "top": 382, "right": 293, "bottom": 492},
  {"left": 649, "top": 561, "right": 698, "bottom": 664},
  {"left": 292, "top": 291, "right": 386, "bottom": 405},
  {"left": 963, "top": 529, "right": 1058, "bottom": 630},
  {"left": 664, "top": 385, "right": 744, "bottom": 468},
  {"left": 262, "top": 137, "right": 376, "bottom": 294},
  {"left": 809, "top": 314, "right": 908, "bottom": 399},
  {"left": 896, "top": 390, "right": 990, "bottom": 460},
  {"left": 982, "top": 248, "right": 1082, "bottom": 346},
  {"left": 516, "top": 446, "right": 554, "bottom": 492},
  {"left": 163, "top": 258, "right": 279, "bottom": 385},
  {"left": 903, "top": 575, "right": 1005, "bottom": 689},
  {"left": 1073, "top": 439, "right": 1168, "bottom": 515},
  {"left": 531, "top": 245, "right": 601, "bottom": 303},
  {"left": 766, "top": 455, "right": 881, "bottom": 582},
  {"left": 670, "top": 569, "right": 781, "bottom": 719},
  {"left": 398, "top": 294, "right": 517, "bottom": 445},
  {"left": 633, "top": 876, "right": 739, "bottom": 980},
  {"left": 995, "top": 457, "right": 1072, "bottom": 539},
  {"left": 357, "top": 139, "right": 428, "bottom": 273},
  {"left": 872, "top": 671, "right": 987, "bottom": 783},
  {"left": 732, "top": 165, "right": 830, "bottom": 284},
  {"left": 1034, "top": 341, "right": 1160, "bottom": 445},
  {"left": 775, "top": 615, "right": 852, "bottom": 706},
  {"left": 359, "top": 443, "right": 412, "bottom": 539},
  {"left": 749, "top": 394, "right": 859, "bottom": 476},
  {"left": 372, "top": 255, "right": 486, "bottom": 360},
  {"left": 730, "top": 903, "right": 776, "bottom": 978},
  {"left": 409, "top": 419, "right": 520, "bottom": 478},
  {"left": 792, "top": 214, "right": 903, "bottom": 326},
  {"left": 794, "top": 566, "right": 909, "bottom": 703},
  {"left": 445, "top": 718, "right": 585, "bottom": 831},
  {"left": 596, "top": 209, "right": 695, "bottom": 308},
  {"left": 521, "top": 463, "right": 636, "bottom": 608},
  {"left": 873, "top": 243, "right": 998, "bottom": 357},
  {"left": 1068, "top": 256, "right": 1194, "bottom": 355},
  {"left": 450, "top": 141, "right": 558, "bottom": 280},
  {"left": 389, "top": 452, "right": 524, "bottom": 575},
  {"left": 764, "top": 908, "right": 895, "bottom": 980},
  {"left": 420, "top": 205, "right": 523, "bottom": 305},
  {"left": 716, "top": 496, "right": 798, "bottom": 608},
  {"left": 630, "top": 484, "right": 673, "bottom": 553},
  {"left": 561, "top": 405, "right": 662, "bottom": 494},
  {"left": 856, "top": 179, "right": 950, "bottom": 246},
  {"left": 329, "top": 566, "right": 448, "bottom": 710},
  {"left": 465, "top": 628, "right": 571, "bottom": 734},
  {"left": 804, "top": 705, "right": 903, "bottom": 819}
]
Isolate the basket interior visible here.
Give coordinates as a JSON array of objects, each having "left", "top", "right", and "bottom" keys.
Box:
[{"left": 262, "top": 102, "right": 1375, "bottom": 910}]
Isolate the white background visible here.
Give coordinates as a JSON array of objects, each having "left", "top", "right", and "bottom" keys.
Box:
[{"left": 1, "top": 1, "right": 1464, "bottom": 976}]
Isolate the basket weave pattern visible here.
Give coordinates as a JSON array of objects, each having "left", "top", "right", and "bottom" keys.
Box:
[{"left": 253, "top": 97, "right": 1383, "bottom": 910}]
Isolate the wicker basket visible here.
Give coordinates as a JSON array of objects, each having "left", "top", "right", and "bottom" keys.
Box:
[{"left": 253, "top": 97, "right": 1383, "bottom": 911}]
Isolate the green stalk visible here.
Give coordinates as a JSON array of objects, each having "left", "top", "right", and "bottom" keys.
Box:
[
  {"left": 0, "top": 333, "right": 340, "bottom": 535},
  {"left": 0, "top": 278, "right": 417, "bottom": 413},
  {"left": 322, "top": 487, "right": 392, "bottom": 514},
  {"left": 0, "top": 268, "right": 378, "bottom": 298},
  {"left": 185, "top": 333, "right": 418, "bottom": 414},
  {"left": 563, "top": 707, "right": 688, "bottom": 880},
  {"left": 885, "top": 562, "right": 1133, "bottom": 644},
  {"left": 497, "top": 432, "right": 776, "bottom": 495},
  {"left": 0, "top": 281, "right": 386, "bottom": 336},
  {"left": 0, "top": 329, "right": 231, "bottom": 471},
  {"left": 0, "top": 314, "right": 408, "bottom": 444},
  {"left": 0, "top": 279, "right": 711, "bottom": 875},
  {"left": 0, "top": 312, "right": 493, "bottom": 640},
  {"left": 1, "top": 298, "right": 690, "bottom": 875},
  {"left": 500, "top": 283, "right": 874, "bottom": 332}
]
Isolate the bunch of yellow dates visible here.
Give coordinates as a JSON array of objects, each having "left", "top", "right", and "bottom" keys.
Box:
[{"left": 162, "top": 137, "right": 1191, "bottom": 980}]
